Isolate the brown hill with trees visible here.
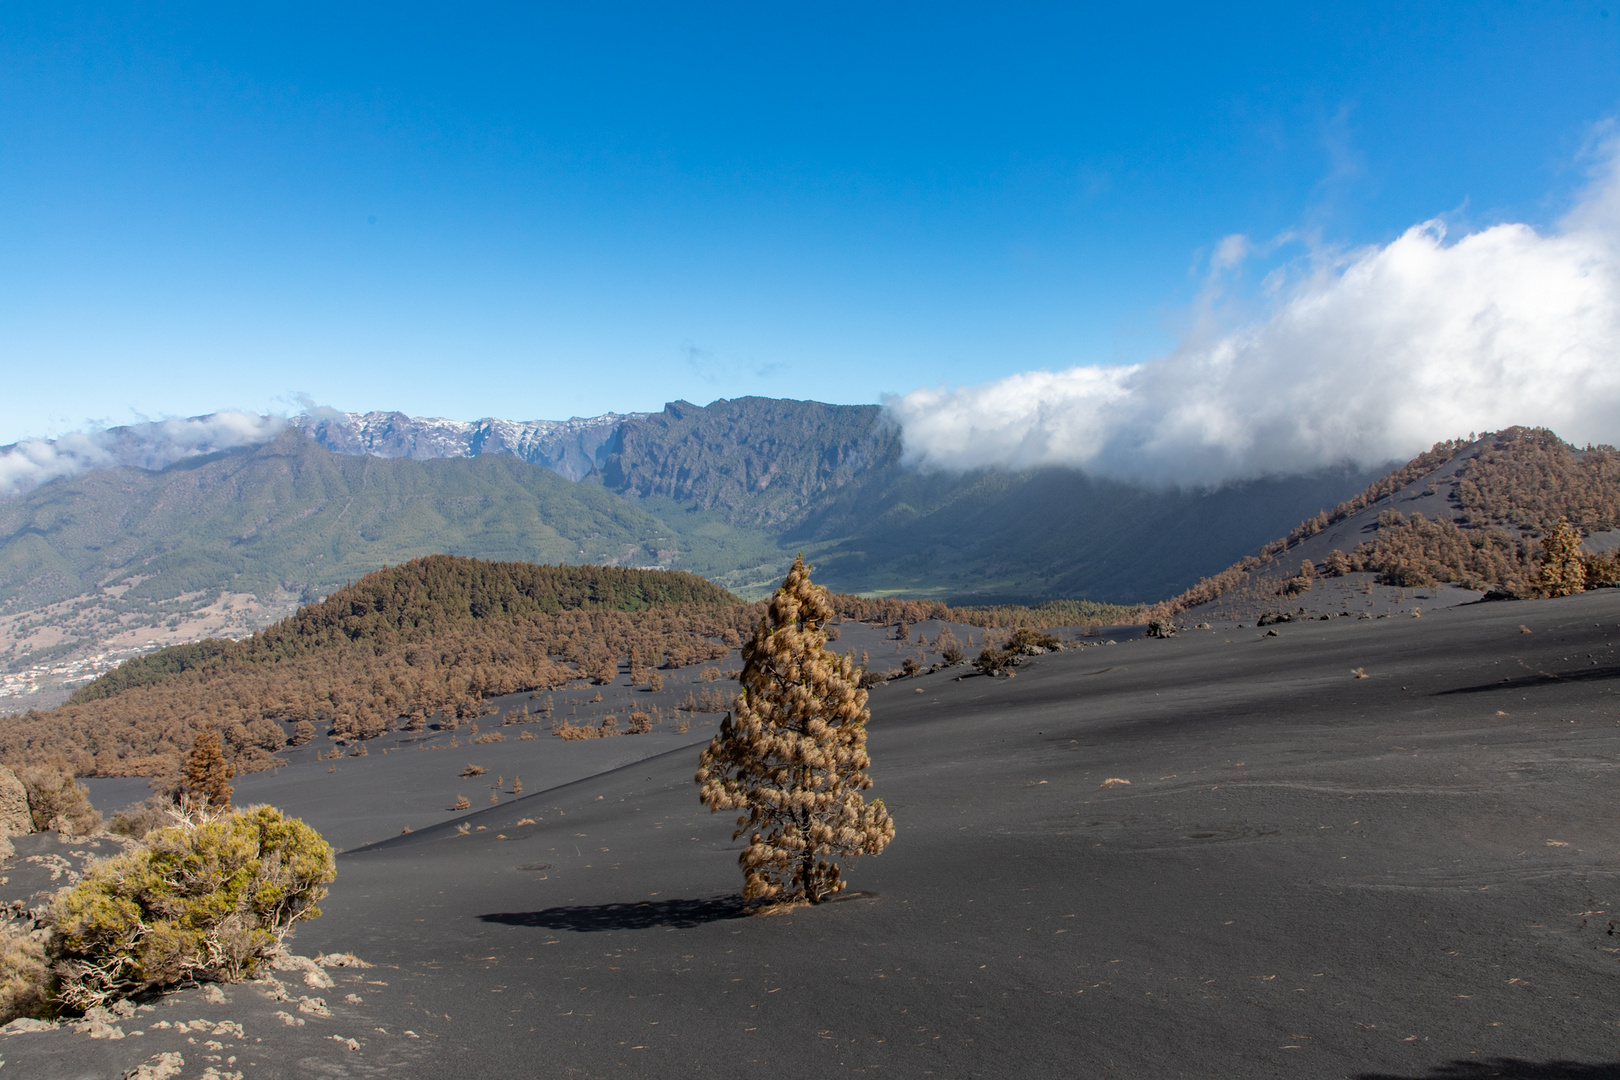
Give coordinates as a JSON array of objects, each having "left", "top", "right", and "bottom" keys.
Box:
[
  {"left": 1151, "top": 427, "right": 1620, "bottom": 619},
  {"left": 0, "top": 558, "right": 752, "bottom": 779},
  {"left": 0, "top": 555, "right": 1140, "bottom": 780}
]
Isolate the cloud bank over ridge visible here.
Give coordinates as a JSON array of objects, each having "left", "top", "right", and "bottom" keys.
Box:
[
  {"left": 889, "top": 145, "right": 1620, "bottom": 487},
  {"left": 0, "top": 412, "right": 286, "bottom": 498}
]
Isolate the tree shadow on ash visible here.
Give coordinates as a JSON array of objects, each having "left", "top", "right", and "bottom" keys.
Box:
[
  {"left": 479, "top": 895, "right": 746, "bottom": 932},
  {"left": 1358, "top": 1061, "right": 1620, "bottom": 1079},
  {"left": 1437, "top": 665, "right": 1620, "bottom": 695}
]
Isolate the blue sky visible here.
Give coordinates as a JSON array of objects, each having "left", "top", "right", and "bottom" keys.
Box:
[{"left": 2, "top": 2, "right": 1617, "bottom": 444}]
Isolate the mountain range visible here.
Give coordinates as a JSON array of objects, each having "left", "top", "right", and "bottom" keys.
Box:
[{"left": 0, "top": 396, "right": 1393, "bottom": 698}]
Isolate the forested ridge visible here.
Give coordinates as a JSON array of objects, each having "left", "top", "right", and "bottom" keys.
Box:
[
  {"left": 71, "top": 557, "right": 738, "bottom": 702},
  {"left": 1152, "top": 427, "right": 1620, "bottom": 616},
  {"left": 0, "top": 555, "right": 1142, "bottom": 779}
]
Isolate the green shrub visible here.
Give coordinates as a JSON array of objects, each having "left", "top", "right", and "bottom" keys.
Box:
[{"left": 48, "top": 805, "right": 335, "bottom": 1012}]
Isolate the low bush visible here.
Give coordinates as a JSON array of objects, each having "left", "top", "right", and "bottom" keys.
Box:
[
  {"left": 46, "top": 804, "right": 334, "bottom": 1013},
  {"left": 1005, "top": 628, "right": 1060, "bottom": 652},
  {"left": 0, "top": 923, "right": 49, "bottom": 1023},
  {"left": 973, "top": 646, "right": 1014, "bottom": 677},
  {"left": 108, "top": 798, "right": 174, "bottom": 841},
  {"left": 18, "top": 762, "right": 101, "bottom": 835}
]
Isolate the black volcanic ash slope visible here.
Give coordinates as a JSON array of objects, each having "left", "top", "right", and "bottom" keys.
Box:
[{"left": 13, "top": 587, "right": 1620, "bottom": 1078}]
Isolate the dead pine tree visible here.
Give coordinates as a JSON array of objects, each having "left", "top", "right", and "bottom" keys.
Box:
[
  {"left": 695, "top": 555, "right": 895, "bottom": 905},
  {"left": 181, "top": 728, "right": 235, "bottom": 811}
]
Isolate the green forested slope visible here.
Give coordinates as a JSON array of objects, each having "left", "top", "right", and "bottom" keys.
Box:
[{"left": 0, "top": 430, "right": 690, "bottom": 614}]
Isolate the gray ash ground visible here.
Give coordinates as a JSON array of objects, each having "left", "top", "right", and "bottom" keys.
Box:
[{"left": 13, "top": 595, "right": 1620, "bottom": 1077}]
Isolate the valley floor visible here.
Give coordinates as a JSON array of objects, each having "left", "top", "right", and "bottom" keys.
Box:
[{"left": 9, "top": 591, "right": 1620, "bottom": 1078}]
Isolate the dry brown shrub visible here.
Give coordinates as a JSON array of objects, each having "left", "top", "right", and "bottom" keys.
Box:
[
  {"left": 554, "top": 720, "right": 598, "bottom": 740},
  {"left": 700, "top": 666, "right": 723, "bottom": 682},
  {"left": 627, "top": 712, "right": 652, "bottom": 734},
  {"left": 460, "top": 764, "right": 486, "bottom": 777},
  {"left": 452, "top": 795, "right": 471, "bottom": 810},
  {"left": 109, "top": 797, "right": 173, "bottom": 840},
  {"left": 694, "top": 688, "right": 730, "bottom": 712},
  {"left": 0, "top": 922, "right": 48, "bottom": 1023},
  {"left": 1537, "top": 518, "right": 1588, "bottom": 597},
  {"left": 473, "top": 732, "right": 506, "bottom": 744},
  {"left": 518, "top": 731, "right": 536, "bottom": 741},
  {"left": 19, "top": 762, "right": 102, "bottom": 835}
]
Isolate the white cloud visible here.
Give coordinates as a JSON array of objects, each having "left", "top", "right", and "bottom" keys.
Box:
[
  {"left": 890, "top": 143, "right": 1620, "bottom": 487},
  {"left": 0, "top": 411, "right": 286, "bottom": 498}
]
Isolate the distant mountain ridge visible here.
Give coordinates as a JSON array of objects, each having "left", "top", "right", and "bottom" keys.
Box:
[
  {"left": 0, "top": 397, "right": 1405, "bottom": 707},
  {"left": 290, "top": 409, "right": 646, "bottom": 481},
  {"left": 0, "top": 398, "right": 1391, "bottom": 608},
  {"left": 291, "top": 399, "right": 897, "bottom": 527}
]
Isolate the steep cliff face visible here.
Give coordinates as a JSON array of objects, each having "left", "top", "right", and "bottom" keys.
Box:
[
  {"left": 286, "top": 398, "right": 1386, "bottom": 602},
  {"left": 291, "top": 410, "right": 642, "bottom": 481},
  {"left": 594, "top": 398, "right": 898, "bottom": 526}
]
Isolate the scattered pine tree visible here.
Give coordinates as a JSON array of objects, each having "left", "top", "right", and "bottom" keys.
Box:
[
  {"left": 696, "top": 556, "right": 894, "bottom": 904},
  {"left": 181, "top": 730, "right": 234, "bottom": 811}
]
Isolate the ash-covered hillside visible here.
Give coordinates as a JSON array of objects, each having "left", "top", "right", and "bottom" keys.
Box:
[{"left": 1158, "top": 427, "right": 1620, "bottom": 622}]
